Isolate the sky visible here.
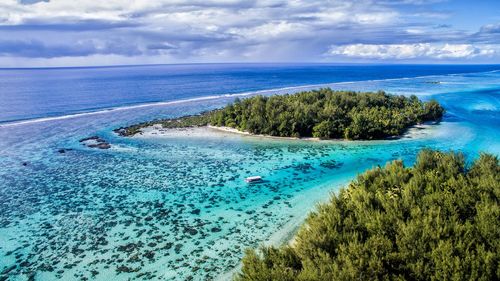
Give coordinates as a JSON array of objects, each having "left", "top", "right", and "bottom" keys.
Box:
[{"left": 0, "top": 0, "right": 499, "bottom": 67}]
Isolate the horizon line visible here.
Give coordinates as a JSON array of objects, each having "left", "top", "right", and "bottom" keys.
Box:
[{"left": 2, "top": 61, "right": 500, "bottom": 70}]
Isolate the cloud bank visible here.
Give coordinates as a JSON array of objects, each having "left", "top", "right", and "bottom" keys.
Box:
[
  {"left": 329, "top": 43, "right": 497, "bottom": 60},
  {"left": 0, "top": 0, "right": 498, "bottom": 66}
]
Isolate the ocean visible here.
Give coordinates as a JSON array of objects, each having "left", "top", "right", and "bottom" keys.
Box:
[{"left": 0, "top": 64, "right": 499, "bottom": 280}]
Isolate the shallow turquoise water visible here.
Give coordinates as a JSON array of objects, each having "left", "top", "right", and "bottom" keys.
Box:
[{"left": 0, "top": 69, "right": 499, "bottom": 280}]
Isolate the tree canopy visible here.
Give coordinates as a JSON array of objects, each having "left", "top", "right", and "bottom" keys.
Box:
[
  {"left": 236, "top": 150, "right": 500, "bottom": 281},
  {"left": 211, "top": 89, "right": 443, "bottom": 139}
]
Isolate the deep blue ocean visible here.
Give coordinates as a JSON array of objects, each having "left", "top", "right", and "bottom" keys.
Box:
[
  {"left": 0, "top": 64, "right": 499, "bottom": 281},
  {"left": 1, "top": 64, "right": 500, "bottom": 124}
]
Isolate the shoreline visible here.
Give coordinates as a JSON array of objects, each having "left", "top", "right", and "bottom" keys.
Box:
[
  {"left": 206, "top": 125, "right": 321, "bottom": 141},
  {"left": 131, "top": 122, "right": 438, "bottom": 142},
  {"left": 215, "top": 176, "right": 353, "bottom": 281}
]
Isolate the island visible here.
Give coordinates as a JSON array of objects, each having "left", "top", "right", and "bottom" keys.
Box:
[
  {"left": 236, "top": 150, "right": 500, "bottom": 280},
  {"left": 114, "top": 88, "right": 444, "bottom": 140}
]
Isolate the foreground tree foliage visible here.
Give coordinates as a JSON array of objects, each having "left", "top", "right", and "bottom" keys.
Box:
[
  {"left": 116, "top": 89, "right": 444, "bottom": 140},
  {"left": 236, "top": 150, "right": 500, "bottom": 281},
  {"left": 211, "top": 89, "right": 444, "bottom": 140}
]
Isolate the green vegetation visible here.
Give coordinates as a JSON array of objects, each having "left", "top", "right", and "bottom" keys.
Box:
[
  {"left": 114, "top": 113, "right": 211, "bottom": 136},
  {"left": 236, "top": 150, "right": 500, "bottom": 281},
  {"left": 116, "top": 89, "right": 444, "bottom": 139},
  {"left": 211, "top": 89, "right": 443, "bottom": 139}
]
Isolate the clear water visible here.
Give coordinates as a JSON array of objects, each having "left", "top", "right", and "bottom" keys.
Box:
[{"left": 0, "top": 64, "right": 499, "bottom": 281}]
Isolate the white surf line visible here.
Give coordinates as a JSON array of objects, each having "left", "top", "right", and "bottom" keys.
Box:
[{"left": 0, "top": 95, "right": 232, "bottom": 128}]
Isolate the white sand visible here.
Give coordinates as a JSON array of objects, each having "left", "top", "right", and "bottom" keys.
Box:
[
  {"left": 133, "top": 124, "right": 323, "bottom": 141},
  {"left": 132, "top": 125, "right": 225, "bottom": 138}
]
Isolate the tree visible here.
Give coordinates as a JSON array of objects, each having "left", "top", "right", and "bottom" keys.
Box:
[{"left": 236, "top": 150, "right": 500, "bottom": 281}]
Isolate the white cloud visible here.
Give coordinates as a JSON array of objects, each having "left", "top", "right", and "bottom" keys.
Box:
[
  {"left": 0, "top": 0, "right": 499, "bottom": 65},
  {"left": 329, "top": 43, "right": 497, "bottom": 59},
  {"left": 227, "top": 21, "right": 307, "bottom": 41}
]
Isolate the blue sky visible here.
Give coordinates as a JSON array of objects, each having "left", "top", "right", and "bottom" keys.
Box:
[{"left": 0, "top": 0, "right": 499, "bottom": 67}]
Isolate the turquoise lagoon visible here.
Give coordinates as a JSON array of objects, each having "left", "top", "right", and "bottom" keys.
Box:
[{"left": 0, "top": 66, "right": 499, "bottom": 280}]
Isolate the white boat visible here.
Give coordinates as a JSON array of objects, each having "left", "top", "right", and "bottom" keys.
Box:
[{"left": 245, "top": 176, "right": 262, "bottom": 183}]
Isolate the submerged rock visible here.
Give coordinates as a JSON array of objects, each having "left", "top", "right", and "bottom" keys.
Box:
[
  {"left": 117, "top": 242, "right": 142, "bottom": 253},
  {"left": 210, "top": 227, "right": 221, "bottom": 233},
  {"left": 319, "top": 160, "right": 343, "bottom": 169},
  {"left": 184, "top": 227, "right": 198, "bottom": 236},
  {"left": 116, "top": 265, "right": 139, "bottom": 273},
  {"left": 79, "top": 136, "right": 100, "bottom": 142},
  {"left": 1, "top": 265, "right": 16, "bottom": 275},
  {"left": 79, "top": 136, "right": 111, "bottom": 149}
]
